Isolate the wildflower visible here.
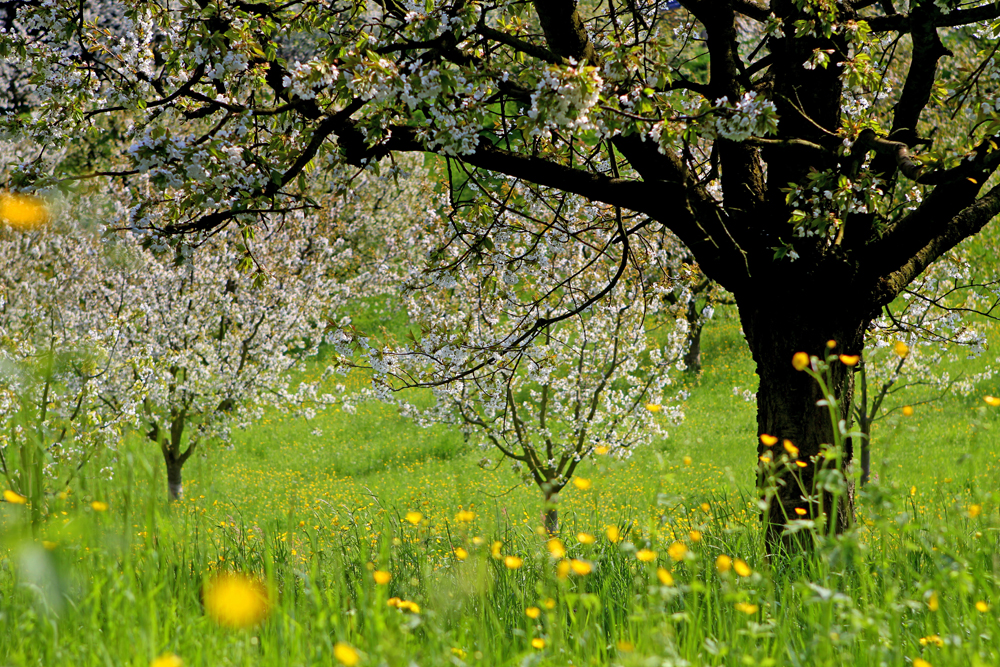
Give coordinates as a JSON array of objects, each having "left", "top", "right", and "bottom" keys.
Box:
[
  {"left": 839, "top": 354, "right": 860, "bottom": 366},
  {"left": 636, "top": 549, "right": 657, "bottom": 562},
  {"left": 373, "top": 570, "right": 391, "bottom": 585},
  {"left": 526, "top": 606, "right": 541, "bottom": 619},
  {"left": 569, "top": 559, "right": 592, "bottom": 575},
  {"left": 928, "top": 591, "right": 939, "bottom": 611},
  {"left": 544, "top": 598, "right": 556, "bottom": 609},
  {"left": 454, "top": 547, "right": 468, "bottom": 560},
  {"left": 794, "top": 507, "right": 807, "bottom": 516},
  {"left": 667, "top": 541, "right": 687, "bottom": 561},
  {"left": 976, "top": 601, "right": 990, "bottom": 613},
  {"left": 42, "top": 541, "right": 57, "bottom": 550},
  {"left": 333, "top": 642, "right": 360, "bottom": 666},
  {"left": 985, "top": 396, "right": 1000, "bottom": 407},
  {"left": 759, "top": 452, "right": 773, "bottom": 463},
  {"left": 913, "top": 659, "right": 931, "bottom": 667},
  {"left": 556, "top": 560, "right": 571, "bottom": 579},
  {"left": 969, "top": 504, "right": 982, "bottom": 518},
  {"left": 735, "top": 602, "right": 758, "bottom": 614},
  {"left": 151, "top": 654, "right": 183, "bottom": 667},
  {"left": 783, "top": 440, "right": 799, "bottom": 458},
  {"left": 733, "top": 559, "right": 752, "bottom": 577},
  {"left": 577, "top": 532, "right": 595, "bottom": 545},
  {"left": 547, "top": 538, "right": 566, "bottom": 558},
  {"left": 792, "top": 352, "right": 809, "bottom": 371},
  {"left": 504, "top": 556, "right": 523, "bottom": 570},
  {"left": 606, "top": 525, "right": 621, "bottom": 543},
  {"left": 894, "top": 341, "right": 909, "bottom": 358},
  {"left": 3, "top": 490, "right": 27, "bottom": 505},
  {"left": 91, "top": 501, "right": 109, "bottom": 511},
  {"left": 398, "top": 600, "right": 421, "bottom": 613},
  {"left": 387, "top": 597, "right": 401, "bottom": 607},
  {"left": 759, "top": 434, "right": 778, "bottom": 446},
  {"left": 455, "top": 510, "right": 476, "bottom": 523},
  {"left": 531, "top": 638, "right": 545, "bottom": 649},
  {"left": 0, "top": 192, "right": 49, "bottom": 230},
  {"left": 645, "top": 403, "right": 662, "bottom": 413},
  {"left": 491, "top": 541, "right": 503, "bottom": 558},
  {"left": 617, "top": 640, "right": 635, "bottom": 652},
  {"left": 451, "top": 648, "right": 467, "bottom": 659},
  {"left": 902, "top": 405, "right": 914, "bottom": 416},
  {"left": 656, "top": 567, "right": 674, "bottom": 585},
  {"left": 404, "top": 511, "right": 423, "bottom": 525},
  {"left": 573, "top": 477, "right": 592, "bottom": 490},
  {"left": 919, "top": 635, "right": 944, "bottom": 647},
  {"left": 715, "top": 555, "right": 732, "bottom": 573},
  {"left": 795, "top": 460, "right": 808, "bottom": 468},
  {"left": 203, "top": 572, "right": 271, "bottom": 628},
  {"left": 826, "top": 339, "right": 837, "bottom": 348},
  {"left": 689, "top": 530, "right": 702, "bottom": 542},
  {"left": 683, "top": 456, "right": 693, "bottom": 465},
  {"left": 700, "top": 502, "right": 711, "bottom": 512},
  {"left": 594, "top": 445, "right": 610, "bottom": 455}
]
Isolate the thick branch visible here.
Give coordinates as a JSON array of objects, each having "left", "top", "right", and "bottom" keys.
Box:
[{"left": 531, "top": 0, "right": 598, "bottom": 65}]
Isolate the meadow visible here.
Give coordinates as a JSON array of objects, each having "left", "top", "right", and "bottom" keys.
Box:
[{"left": 2, "top": 306, "right": 999, "bottom": 667}]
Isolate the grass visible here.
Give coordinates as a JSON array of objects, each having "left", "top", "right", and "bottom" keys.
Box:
[{"left": 2, "top": 306, "right": 999, "bottom": 667}]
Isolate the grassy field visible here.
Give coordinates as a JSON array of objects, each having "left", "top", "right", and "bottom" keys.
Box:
[{"left": 2, "top": 306, "right": 1000, "bottom": 667}]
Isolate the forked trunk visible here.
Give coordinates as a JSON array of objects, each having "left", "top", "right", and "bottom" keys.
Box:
[{"left": 740, "top": 299, "right": 866, "bottom": 553}]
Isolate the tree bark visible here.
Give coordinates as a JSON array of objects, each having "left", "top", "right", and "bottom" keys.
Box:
[
  {"left": 165, "top": 453, "right": 184, "bottom": 501},
  {"left": 739, "top": 294, "right": 865, "bottom": 553},
  {"left": 683, "top": 298, "right": 705, "bottom": 375}
]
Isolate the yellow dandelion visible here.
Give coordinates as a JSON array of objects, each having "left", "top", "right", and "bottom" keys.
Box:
[
  {"left": 547, "top": 538, "right": 566, "bottom": 558},
  {"left": 594, "top": 445, "right": 610, "bottom": 455},
  {"left": 913, "top": 659, "right": 931, "bottom": 667},
  {"left": 760, "top": 434, "right": 778, "bottom": 446},
  {"left": 455, "top": 510, "right": 476, "bottom": 523},
  {"left": 543, "top": 597, "right": 556, "bottom": 609},
  {"left": 387, "top": 597, "right": 401, "bottom": 608},
  {"left": 203, "top": 572, "right": 271, "bottom": 628},
  {"left": 919, "top": 635, "right": 943, "bottom": 648},
  {"left": 782, "top": 440, "right": 799, "bottom": 458},
  {"left": 491, "top": 541, "right": 503, "bottom": 559},
  {"left": 645, "top": 403, "right": 662, "bottom": 413},
  {"left": 573, "top": 477, "right": 592, "bottom": 490},
  {"left": 667, "top": 541, "right": 687, "bottom": 562},
  {"left": 0, "top": 192, "right": 49, "bottom": 231},
  {"left": 928, "top": 591, "right": 939, "bottom": 611},
  {"left": 894, "top": 341, "right": 909, "bottom": 358},
  {"left": 91, "top": 500, "right": 109, "bottom": 511},
  {"left": 3, "top": 490, "right": 27, "bottom": 505},
  {"left": 577, "top": 532, "right": 595, "bottom": 545},
  {"left": 333, "top": 642, "right": 360, "bottom": 666},
  {"left": 688, "top": 530, "right": 702, "bottom": 542},
  {"left": 902, "top": 405, "right": 914, "bottom": 416},
  {"left": 839, "top": 354, "right": 860, "bottom": 366},
  {"left": 151, "top": 653, "right": 183, "bottom": 667},
  {"left": 569, "top": 559, "right": 592, "bottom": 575},
  {"left": 826, "top": 339, "right": 837, "bottom": 349},
  {"left": 976, "top": 601, "right": 990, "bottom": 613},
  {"left": 715, "top": 555, "right": 732, "bottom": 573},
  {"left": 525, "top": 606, "right": 541, "bottom": 619},
  {"left": 556, "top": 559, "right": 571, "bottom": 580},
  {"left": 656, "top": 567, "right": 674, "bottom": 585},
  {"left": 794, "top": 507, "right": 808, "bottom": 516},
  {"left": 451, "top": 648, "right": 467, "bottom": 659},
  {"left": 969, "top": 504, "right": 982, "bottom": 518},
  {"left": 504, "top": 555, "right": 523, "bottom": 570},
  {"left": 683, "top": 456, "right": 693, "bottom": 465},
  {"left": 399, "top": 600, "right": 421, "bottom": 613},
  {"left": 606, "top": 525, "right": 621, "bottom": 543},
  {"left": 985, "top": 396, "right": 1000, "bottom": 407},
  {"left": 617, "top": 640, "right": 635, "bottom": 652},
  {"left": 636, "top": 549, "right": 657, "bottom": 562},
  {"left": 733, "top": 559, "right": 752, "bottom": 577},
  {"left": 373, "top": 570, "right": 391, "bottom": 585},
  {"left": 530, "top": 638, "right": 545, "bottom": 649},
  {"left": 404, "top": 511, "right": 423, "bottom": 525},
  {"left": 795, "top": 460, "right": 808, "bottom": 468},
  {"left": 791, "top": 352, "right": 810, "bottom": 371},
  {"left": 735, "top": 602, "right": 758, "bottom": 614},
  {"left": 700, "top": 502, "right": 711, "bottom": 512},
  {"left": 454, "top": 547, "right": 468, "bottom": 560}
]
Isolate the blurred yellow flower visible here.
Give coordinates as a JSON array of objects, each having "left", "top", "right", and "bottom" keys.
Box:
[
  {"left": 547, "top": 538, "right": 566, "bottom": 558},
  {"left": 733, "top": 559, "right": 752, "bottom": 577},
  {"left": 556, "top": 560, "right": 571, "bottom": 580},
  {"left": 683, "top": 456, "right": 693, "bottom": 465},
  {"left": 617, "top": 640, "right": 635, "bottom": 652},
  {"left": 333, "top": 642, "right": 360, "bottom": 666},
  {"left": 594, "top": 445, "right": 610, "bottom": 455},
  {"left": 398, "top": 600, "right": 420, "bottom": 613},
  {"left": 667, "top": 541, "right": 687, "bottom": 562},
  {"left": 795, "top": 460, "right": 808, "bottom": 468},
  {"left": 928, "top": 591, "right": 939, "bottom": 611},
  {"left": 826, "top": 339, "right": 837, "bottom": 349},
  {"left": 504, "top": 556, "right": 523, "bottom": 570},
  {"left": 794, "top": 507, "right": 807, "bottom": 516},
  {"left": 544, "top": 598, "right": 556, "bottom": 609},
  {"left": 151, "top": 653, "right": 183, "bottom": 667},
  {"left": 455, "top": 510, "right": 476, "bottom": 523},
  {"left": 735, "top": 602, "right": 758, "bottom": 614},
  {"left": 3, "top": 490, "right": 27, "bottom": 505},
  {"left": 531, "top": 638, "right": 545, "bottom": 649},
  {"left": 902, "top": 405, "right": 914, "bottom": 416},
  {"left": 839, "top": 354, "right": 859, "bottom": 366},
  {"left": 976, "top": 601, "right": 990, "bottom": 613},
  {"left": 715, "top": 555, "right": 732, "bottom": 573},
  {"left": 387, "top": 597, "right": 401, "bottom": 608},
  {"left": 606, "top": 525, "right": 621, "bottom": 543},
  {"left": 783, "top": 440, "right": 799, "bottom": 458},
  {"left": 0, "top": 192, "right": 49, "bottom": 231},
  {"left": 759, "top": 434, "right": 778, "bottom": 446},
  {"left": 913, "top": 659, "right": 931, "bottom": 667},
  {"left": 573, "top": 477, "right": 592, "bottom": 490},
  {"left": 525, "top": 606, "right": 540, "bottom": 619},
  {"left": 404, "top": 511, "right": 423, "bottom": 525},
  {"left": 919, "top": 634, "right": 943, "bottom": 647},
  {"left": 451, "top": 647, "right": 466, "bottom": 659},
  {"left": 42, "top": 541, "right": 57, "bottom": 550},
  {"left": 577, "top": 532, "right": 595, "bottom": 545},
  {"left": 688, "top": 530, "right": 702, "bottom": 542},
  {"left": 656, "top": 567, "right": 674, "bottom": 586},
  {"left": 645, "top": 403, "right": 662, "bottom": 413},
  {"left": 491, "top": 541, "right": 503, "bottom": 559},
  {"left": 373, "top": 570, "right": 391, "bottom": 585},
  {"left": 91, "top": 500, "right": 109, "bottom": 512},
  {"left": 454, "top": 547, "right": 468, "bottom": 560},
  {"left": 636, "top": 549, "right": 657, "bottom": 562},
  {"left": 791, "top": 352, "right": 809, "bottom": 371},
  {"left": 700, "top": 502, "right": 711, "bottom": 512},
  {"left": 894, "top": 341, "right": 909, "bottom": 358},
  {"left": 969, "top": 504, "right": 982, "bottom": 518},
  {"left": 203, "top": 572, "right": 271, "bottom": 628},
  {"left": 985, "top": 396, "right": 1000, "bottom": 407},
  {"left": 569, "top": 559, "right": 592, "bottom": 575}
]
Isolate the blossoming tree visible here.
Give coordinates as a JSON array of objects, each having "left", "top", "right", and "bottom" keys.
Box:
[{"left": 6, "top": 0, "right": 1000, "bottom": 545}]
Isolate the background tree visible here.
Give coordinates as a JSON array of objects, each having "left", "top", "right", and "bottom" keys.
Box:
[{"left": 6, "top": 0, "right": 1000, "bottom": 546}]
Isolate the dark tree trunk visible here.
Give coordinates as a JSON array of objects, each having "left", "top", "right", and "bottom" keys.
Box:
[
  {"left": 683, "top": 298, "right": 704, "bottom": 375},
  {"left": 739, "top": 294, "right": 867, "bottom": 553},
  {"left": 543, "top": 505, "right": 558, "bottom": 535},
  {"left": 165, "top": 453, "right": 184, "bottom": 501}
]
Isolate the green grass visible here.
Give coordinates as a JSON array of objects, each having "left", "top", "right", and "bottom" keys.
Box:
[{"left": 2, "top": 306, "right": 1000, "bottom": 667}]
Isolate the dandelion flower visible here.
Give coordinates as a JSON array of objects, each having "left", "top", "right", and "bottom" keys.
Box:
[
  {"left": 636, "top": 549, "right": 657, "bottom": 562},
  {"left": 333, "top": 642, "right": 360, "bottom": 666},
  {"left": 969, "top": 504, "right": 982, "bottom": 518},
  {"left": 504, "top": 556, "right": 523, "bottom": 570},
  {"left": 759, "top": 434, "right": 778, "bottom": 446},
  {"left": 683, "top": 456, "right": 693, "bottom": 465},
  {"left": 645, "top": 403, "right": 662, "bottom": 413},
  {"left": 491, "top": 541, "right": 503, "bottom": 558},
  {"left": 606, "top": 525, "right": 621, "bottom": 543},
  {"left": 795, "top": 460, "right": 808, "bottom": 468},
  {"left": 556, "top": 560, "right": 571, "bottom": 579},
  {"left": 735, "top": 602, "right": 758, "bottom": 614},
  {"left": 783, "top": 440, "right": 799, "bottom": 458},
  {"left": 203, "top": 572, "right": 271, "bottom": 628},
  {"left": 404, "top": 511, "right": 423, "bottom": 525},
  {"left": 0, "top": 192, "right": 49, "bottom": 231},
  {"left": 3, "top": 490, "right": 27, "bottom": 505},
  {"left": 373, "top": 570, "right": 391, "bottom": 585},
  {"left": 547, "top": 538, "right": 566, "bottom": 558},
  {"left": 667, "top": 541, "right": 687, "bottom": 562},
  {"left": 715, "top": 555, "right": 732, "bottom": 573},
  {"left": 455, "top": 510, "right": 475, "bottom": 523},
  {"left": 919, "top": 635, "right": 943, "bottom": 647},
  {"left": 791, "top": 352, "right": 809, "bottom": 371},
  {"left": 689, "top": 530, "right": 702, "bottom": 542},
  {"left": 894, "top": 341, "right": 909, "bottom": 358},
  {"left": 91, "top": 501, "right": 108, "bottom": 511},
  {"left": 700, "top": 502, "right": 710, "bottom": 512},
  {"left": 531, "top": 638, "right": 545, "bottom": 649},
  {"left": 976, "top": 601, "right": 990, "bottom": 612},
  {"left": 913, "top": 659, "right": 931, "bottom": 667},
  {"left": 826, "top": 339, "right": 837, "bottom": 349},
  {"left": 617, "top": 640, "right": 635, "bottom": 652},
  {"left": 577, "top": 532, "right": 595, "bottom": 545},
  {"left": 454, "top": 547, "right": 468, "bottom": 560},
  {"left": 985, "top": 396, "right": 1000, "bottom": 407},
  {"left": 151, "top": 654, "right": 183, "bottom": 667},
  {"left": 839, "top": 354, "right": 859, "bottom": 366},
  {"left": 525, "top": 606, "right": 540, "bottom": 619},
  {"left": 794, "top": 507, "right": 807, "bottom": 516},
  {"left": 573, "top": 477, "right": 592, "bottom": 490},
  {"left": 544, "top": 598, "right": 556, "bottom": 609},
  {"left": 733, "top": 559, "right": 752, "bottom": 577},
  {"left": 928, "top": 591, "right": 939, "bottom": 611},
  {"left": 569, "top": 559, "right": 592, "bottom": 575},
  {"left": 594, "top": 445, "right": 610, "bottom": 455},
  {"left": 902, "top": 405, "right": 914, "bottom": 416},
  {"left": 656, "top": 567, "right": 674, "bottom": 585}
]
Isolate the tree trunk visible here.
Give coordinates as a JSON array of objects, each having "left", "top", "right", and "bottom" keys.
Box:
[
  {"left": 543, "top": 490, "right": 559, "bottom": 534},
  {"left": 165, "top": 453, "right": 184, "bottom": 501},
  {"left": 683, "top": 298, "right": 704, "bottom": 375},
  {"left": 739, "top": 298, "right": 865, "bottom": 553}
]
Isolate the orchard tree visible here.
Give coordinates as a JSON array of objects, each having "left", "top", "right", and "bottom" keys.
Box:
[{"left": 6, "top": 0, "right": 1000, "bottom": 546}]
